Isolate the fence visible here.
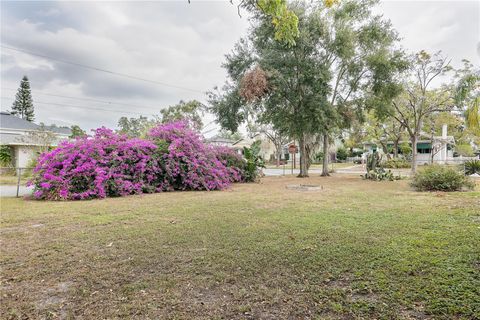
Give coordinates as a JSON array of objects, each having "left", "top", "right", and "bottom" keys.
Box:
[
  {"left": 0, "top": 167, "right": 34, "bottom": 197},
  {"left": 345, "top": 156, "right": 478, "bottom": 164},
  {"left": 342, "top": 157, "right": 479, "bottom": 176}
]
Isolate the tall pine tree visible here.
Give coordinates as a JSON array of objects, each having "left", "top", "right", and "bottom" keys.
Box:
[{"left": 11, "top": 75, "right": 34, "bottom": 122}]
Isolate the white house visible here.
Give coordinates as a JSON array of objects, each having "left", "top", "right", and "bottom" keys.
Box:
[
  {"left": 363, "top": 124, "right": 456, "bottom": 165},
  {"left": 0, "top": 112, "right": 71, "bottom": 168},
  {"left": 232, "top": 133, "right": 277, "bottom": 161},
  {"left": 417, "top": 124, "right": 455, "bottom": 164},
  {"left": 206, "top": 135, "right": 236, "bottom": 147}
]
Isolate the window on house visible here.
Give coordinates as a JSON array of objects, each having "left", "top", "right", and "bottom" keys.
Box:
[{"left": 417, "top": 148, "right": 431, "bottom": 154}]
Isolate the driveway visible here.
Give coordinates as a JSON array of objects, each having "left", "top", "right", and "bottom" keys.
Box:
[{"left": 0, "top": 185, "right": 33, "bottom": 197}]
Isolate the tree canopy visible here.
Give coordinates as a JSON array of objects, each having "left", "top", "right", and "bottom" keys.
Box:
[
  {"left": 70, "top": 125, "right": 86, "bottom": 138},
  {"left": 160, "top": 100, "right": 205, "bottom": 130},
  {"left": 210, "top": 0, "right": 406, "bottom": 177},
  {"left": 454, "top": 61, "right": 479, "bottom": 135},
  {"left": 387, "top": 51, "right": 453, "bottom": 173}
]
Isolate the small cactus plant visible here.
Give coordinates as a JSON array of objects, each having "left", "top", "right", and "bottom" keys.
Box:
[
  {"left": 363, "top": 151, "right": 401, "bottom": 181},
  {"left": 366, "top": 152, "right": 381, "bottom": 172}
]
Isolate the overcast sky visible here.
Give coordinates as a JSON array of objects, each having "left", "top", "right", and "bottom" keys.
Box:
[{"left": 1, "top": 0, "right": 479, "bottom": 135}]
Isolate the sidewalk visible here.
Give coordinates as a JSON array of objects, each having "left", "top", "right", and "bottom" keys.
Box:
[
  {"left": 264, "top": 164, "right": 411, "bottom": 177},
  {"left": 0, "top": 185, "right": 33, "bottom": 197}
]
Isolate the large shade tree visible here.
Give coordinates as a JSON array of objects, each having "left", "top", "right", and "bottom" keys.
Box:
[
  {"left": 387, "top": 51, "right": 453, "bottom": 173},
  {"left": 210, "top": 0, "right": 406, "bottom": 177},
  {"left": 454, "top": 62, "right": 479, "bottom": 135},
  {"left": 365, "top": 111, "right": 405, "bottom": 159}
]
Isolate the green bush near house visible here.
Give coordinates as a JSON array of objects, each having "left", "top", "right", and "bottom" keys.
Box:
[
  {"left": 336, "top": 147, "right": 348, "bottom": 161},
  {"left": 399, "top": 142, "right": 412, "bottom": 158},
  {"left": 242, "top": 140, "right": 265, "bottom": 182},
  {"left": 0, "top": 145, "right": 13, "bottom": 167},
  {"left": 348, "top": 149, "right": 363, "bottom": 157},
  {"left": 383, "top": 158, "right": 411, "bottom": 169},
  {"left": 455, "top": 144, "right": 474, "bottom": 157},
  {"left": 411, "top": 165, "right": 475, "bottom": 191},
  {"left": 313, "top": 151, "right": 324, "bottom": 162}
]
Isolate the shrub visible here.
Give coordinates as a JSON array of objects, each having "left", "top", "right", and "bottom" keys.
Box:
[
  {"left": 212, "top": 146, "right": 246, "bottom": 182},
  {"left": 314, "top": 151, "right": 324, "bottom": 162},
  {"left": 242, "top": 140, "right": 265, "bottom": 182},
  {"left": 29, "top": 128, "right": 163, "bottom": 200},
  {"left": 383, "top": 158, "right": 411, "bottom": 169},
  {"left": 336, "top": 147, "right": 348, "bottom": 161},
  {"left": 147, "top": 121, "right": 243, "bottom": 190},
  {"left": 464, "top": 160, "right": 480, "bottom": 175},
  {"left": 29, "top": 122, "right": 248, "bottom": 200},
  {"left": 0, "top": 145, "right": 13, "bottom": 167},
  {"left": 399, "top": 142, "right": 412, "bottom": 158},
  {"left": 349, "top": 150, "right": 363, "bottom": 158},
  {"left": 411, "top": 165, "right": 475, "bottom": 192},
  {"left": 455, "top": 144, "right": 474, "bottom": 157}
]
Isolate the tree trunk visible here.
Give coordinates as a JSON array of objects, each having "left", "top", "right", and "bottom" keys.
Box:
[
  {"left": 380, "top": 141, "right": 390, "bottom": 159},
  {"left": 321, "top": 134, "right": 330, "bottom": 176},
  {"left": 411, "top": 134, "right": 418, "bottom": 174},
  {"left": 276, "top": 144, "right": 281, "bottom": 167},
  {"left": 393, "top": 140, "right": 399, "bottom": 158},
  {"left": 298, "top": 135, "right": 309, "bottom": 177}
]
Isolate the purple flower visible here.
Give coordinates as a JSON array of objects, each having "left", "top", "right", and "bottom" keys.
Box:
[{"left": 29, "top": 121, "right": 246, "bottom": 200}]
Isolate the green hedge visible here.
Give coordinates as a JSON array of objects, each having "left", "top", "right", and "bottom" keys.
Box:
[
  {"left": 411, "top": 165, "right": 475, "bottom": 192},
  {"left": 383, "top": 158, "right": 410, "bottom": 169}
]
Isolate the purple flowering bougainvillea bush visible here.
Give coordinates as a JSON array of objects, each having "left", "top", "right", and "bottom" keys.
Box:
[
  {"left": 29, "top": 128, "right": 163, "bottom": 200},
  {"left": 147, "top": 121, "right": 244, "bottom": 191},
  {"left": 29, "top": 122, "right": 246, "bottom": 200}
]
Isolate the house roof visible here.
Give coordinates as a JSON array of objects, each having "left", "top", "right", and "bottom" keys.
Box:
[
  {"left": 207, "top": 135, "right": 235, "bottom": 144},
  {"left": 0, "top": 111, "right": 39, "bottom": 130},
  {"left": 0, "top": 112, "right": 71, "bottom": 136},
  {"left": 44, "top": 125, "right": 72, "bottom": 135}
]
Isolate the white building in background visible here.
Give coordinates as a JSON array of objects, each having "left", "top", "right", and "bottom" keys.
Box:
[
  {"left": 417, "top": 124, "right": 455, "bottom": 164},
  {"left": 363, "top": 124, "right": 456, "bottom": 165},
  {"left": 0, "top": 112, "right": 71, "bottom": 168},
  {"left": 232, "top": 133, "right": 277, "bottom": 161},
  {"left": 206, "top": 135, "right": 236, "bottom": 147}
]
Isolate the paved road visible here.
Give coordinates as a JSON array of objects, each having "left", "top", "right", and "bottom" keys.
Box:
[
  {"left": 264, "top": 165, "right": 411, "bottom": 177},
  {"left": 0, "top": 185, "right": 33, "bottom": 197}
]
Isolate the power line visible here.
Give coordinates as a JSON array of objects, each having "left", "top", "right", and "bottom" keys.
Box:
[
  {"left": 1, "top": 45, "right": 204, "bottom": 94},
  {"left": 1, "top": 97, "right": 155, "bottom": 116},
  {"left": 38, "top": 101, "right": 155, "bottom": 116},
  {"left": 2, "top": 97, "right": 220, "bottom": 133},
  {"left": 2, "top": 87, "right": 158, "bottom": 112}
]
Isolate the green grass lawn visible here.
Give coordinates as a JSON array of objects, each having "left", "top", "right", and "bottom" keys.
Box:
[{"left": 1, "top": 175, "right": 479, "bottom": 319}]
